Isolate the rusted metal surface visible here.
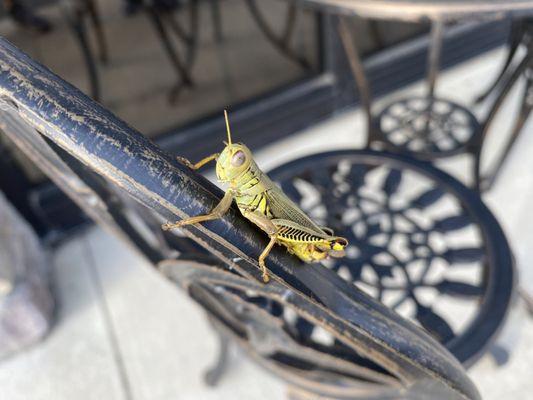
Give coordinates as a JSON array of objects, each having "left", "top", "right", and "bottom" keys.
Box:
[
  {"left": 0, "top": 38, "right": 480, "bottom": 399},
  {"left": 288, "top": 0, "right": 533, "bottom": 22}
]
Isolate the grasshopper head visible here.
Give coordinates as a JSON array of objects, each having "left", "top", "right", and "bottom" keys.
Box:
[
  {"left": 216, "top": 143, "right": 253, "bottom": 182},
  {"left": 215, "top": 110, "right": 253, "bottom": 182}
]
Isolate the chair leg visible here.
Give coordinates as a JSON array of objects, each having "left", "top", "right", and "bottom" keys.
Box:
[
  {"left": 244, "top": 0, "right": 310, "bottom": 69},
  {"left": 519, "top": 287, "right": 533, "bottom": 316},
  {"left": 475, "top": 19, "right": 527, "bottom": 104},
  {"left": 85, "top": 0, "right": 109, "bottom": 64},
  {"left": 145, "top": 5, "right": 194, "bottom": 103},
  {"left": 204, "top": 329, "right": 231, "bottom": 387},
  {"left": 209, "top": 0, "right": 223, "bottom": 43},
  {"left": 426, "top": 19, "right": 444, "bottom": 100},
  {"left": 69, "top": 9, "right": 101, "bottom": 101},
  {"left": 479, "top": 74, "right": 533, "bottom": 191},
  {"left": 476, "top": 50, "right": 533, "bottom": 191},
  {"left": 337, "top": 16, "right": 374, "bottom": 144}
]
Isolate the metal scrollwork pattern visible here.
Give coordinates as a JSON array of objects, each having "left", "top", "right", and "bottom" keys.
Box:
[
  {"left": 160, "top": 259, "right": 467, "bottom": 400},
  {"left": 268, "top": 150, "right": 514, "bottom": 365},
  {"left": 376, "top": 97, "right": 481, "bottom": 157}
]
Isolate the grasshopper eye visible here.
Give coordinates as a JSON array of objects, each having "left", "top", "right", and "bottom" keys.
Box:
[{"left": 231, "top": 150, "right": 246, "bottom": 167}]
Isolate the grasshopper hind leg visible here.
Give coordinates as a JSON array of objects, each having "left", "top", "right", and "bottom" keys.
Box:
[
  {"left": 162, "top": 189, "right": 235, "bottom": 230},
  {"left": 258, "top": 235, "right": 278, "bottom": 283},
  {"left": 241, "top": 209, "right": 282, "bottom": 283}
]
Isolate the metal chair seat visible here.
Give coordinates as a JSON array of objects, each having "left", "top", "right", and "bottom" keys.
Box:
[
  {"left": 374, "top": 96, "right": 482, "bottom": 158},
  {"left": 267, "top": 149, "right": 515, "bottom": 366}
]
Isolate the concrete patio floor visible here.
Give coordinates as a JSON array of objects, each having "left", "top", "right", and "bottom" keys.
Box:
[{"left": 1, "top": 45, "right": 533, "bottom": 399}]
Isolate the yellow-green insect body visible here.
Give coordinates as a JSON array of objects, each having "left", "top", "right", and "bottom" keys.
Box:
[{"left": 162, "top": 111, "right": 348, "bottom": 282}]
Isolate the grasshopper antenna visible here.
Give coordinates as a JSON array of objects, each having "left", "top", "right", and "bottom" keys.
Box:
[{"left": 224, "top": 109, "right": 232, "bottom": 145}]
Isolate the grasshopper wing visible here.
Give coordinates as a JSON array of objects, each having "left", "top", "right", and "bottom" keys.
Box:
[{"left": 266, "top": 187, "right": 326, "bottom": 235}]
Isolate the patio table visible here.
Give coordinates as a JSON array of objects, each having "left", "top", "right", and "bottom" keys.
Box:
[
  {"left": 286, "top": 0, "right": 533, "bottom": 191},
  {"left": 291, "top": 0, "right": 533, "bottom": 21}
]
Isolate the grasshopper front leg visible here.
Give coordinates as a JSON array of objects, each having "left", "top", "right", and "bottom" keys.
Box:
[
  {"left": 177, "top": 153, "right": 219, "bottom": 170},
  {"left": 162, "top": 189, "right": 235, "bottom": 231}
]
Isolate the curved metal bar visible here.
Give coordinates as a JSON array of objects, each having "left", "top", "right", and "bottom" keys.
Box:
[
  {"left": 480, "top": 73, "right": 533, "bottom": 190},
  {"left": 163, "top": 0, "right": 200, "bottom": 102},
  {"left": 204, "top": 320, "right": 231, "bottom": 386},
  {"left": 475, "top": 46, "right": 533, "bottom": 190},
  {"left": 82, "top": 0, "right": 109, "bottom": 64},
  {"left": 0, "top": 38, "right": 479, "bottom": 400},
  {"left": 146, "top": 4, "right": 194, "bottom": 88},
  {"left": 67, "top": 6, "right": 101, "bottom": 101},
  {"left": 245, "top": 0, "right": 311, "bottom": 69},
  {"left": 337, "top": 16, "right": 374, "bottom": 142},
  {"left": 474, "top": 18, "right": 527, "bottom": 104},
  {"left": 161, "top": 260, "right": 474, "bottom": 399}
]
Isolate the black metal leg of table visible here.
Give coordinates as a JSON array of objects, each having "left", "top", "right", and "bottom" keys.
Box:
[
  {"left": 475, "top": 19, "right": 526, "bottom": 104},
  {"left": 245, "top": 0, "right": 310, "bottom": 69},
  {"left": 85, "top": 0, "right": 109, "bottom": 64},
  {"left": 209, "top": 0, "right": 223, "bottom": 43},
  {"left": 427, "top": 19, "right": 444, "bottom": 100},
  {"left": 146, "top": 6, "right": 194, "bottom": 87},
  {"left": 70, "top": 10, "right": 101, "bottom": 101},
  {"left": 337, "top": 15, "right": 374, "bottom": 145},
  {"left": 520, "top": 287, "right": 533, "bottom": 316},
  {"left": 163, "top": 1, "right": 199, "bottom": 73},
  {"left": 204, "top": 327, "right": 231, "bottom": 387},
  {"left": 367, "top": 20, "right": 385, "bottom": 51},
  {"left": 475, "top": 50, "right": 533, "bottom": 191},
  {"left": 482, "top": 78, "right": 533, "bottom": 191}
]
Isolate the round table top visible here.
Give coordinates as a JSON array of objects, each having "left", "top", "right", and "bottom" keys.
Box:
[{"left": 290, "top": 0, "right": 533, "bottom": 21}]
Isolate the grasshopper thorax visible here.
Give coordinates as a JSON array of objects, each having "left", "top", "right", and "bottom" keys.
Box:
[{"left": 216, "top": 143, "right": 253, "bottom": 183}]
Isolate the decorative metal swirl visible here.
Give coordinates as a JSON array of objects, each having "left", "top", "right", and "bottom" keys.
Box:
[
  {"left": 268, "top": 150, "right": 514, "bottom": 365},
  {"left": 160, "top": 259, "right": 475, "bottom": 400},
  {"left": 376, "top": 97, "right": 480, "bottom": 157}
]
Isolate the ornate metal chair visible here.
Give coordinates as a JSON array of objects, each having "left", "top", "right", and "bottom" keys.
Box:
[
  {"left": 285, "top": 1, "right": 533, "bottom": 193},
  {"left": 144, "top": 1, "right": 520, "bottom": 374},
  {"left": 267, "top": 150, "right": 515, "bottom": 366},
  {"left": 335, "top": 15, "right": 493, "bottom": 191},
  {"left": 263, "top": 0, "right": 519, "bottom": 370},
  {"left": 0, "top": 37, "right": 488, "bottom": 399}
]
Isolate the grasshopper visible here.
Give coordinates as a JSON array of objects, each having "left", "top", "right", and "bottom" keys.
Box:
[{"left": 162, "top": 111, "right": 348, "bottom": 282}]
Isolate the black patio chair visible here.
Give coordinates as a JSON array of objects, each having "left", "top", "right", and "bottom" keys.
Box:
[
  {"left": 0, "top": 37, "right": 488, "bottom": 400},
  {"left": 0, "top": 0, "right": 108, "bottom": 101}
]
